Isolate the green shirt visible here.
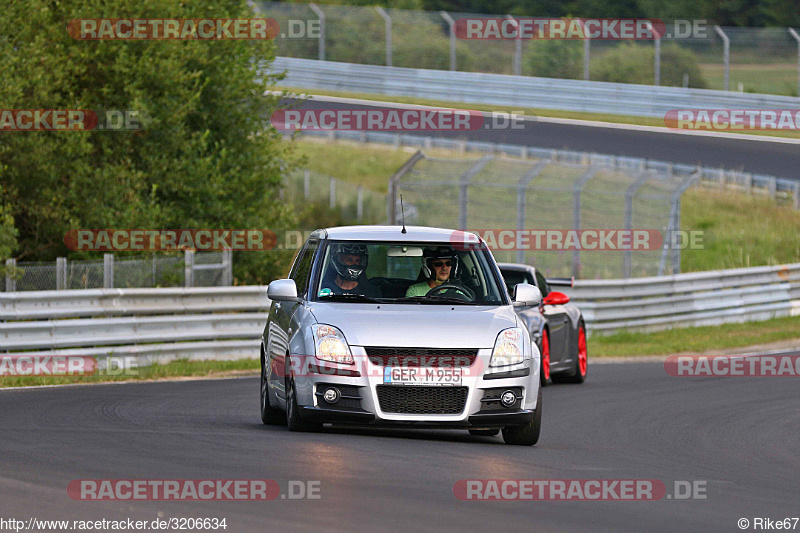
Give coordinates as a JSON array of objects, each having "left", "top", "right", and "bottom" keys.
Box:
[{"left": 405, "top": 281, "right": 434, "bottom": 298}]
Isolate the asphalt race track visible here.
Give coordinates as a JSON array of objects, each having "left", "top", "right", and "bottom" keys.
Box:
[
  {"left": 285, "top": 97, "right": 800, "bottom": 179},
  {"left": 2, "top": 362, "right": 798, "bottom": 533}
]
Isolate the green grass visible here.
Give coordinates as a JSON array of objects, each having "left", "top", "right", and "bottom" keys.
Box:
[
  {"left": 699, "top": 63, "right": 799, "bottom": 97},
  {"left": 277, "top": 85, "right": 800, "bottom": 140},
  {"left": 590, "top": 315, "right": 800, "bottom": 357},
  {"left": 0, "top": 358, "right": 259, "bottom": 388}
]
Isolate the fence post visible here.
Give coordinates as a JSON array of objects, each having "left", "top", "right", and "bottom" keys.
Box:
[
  {"left": 5, "top": 258, "right": 16, "bottom": 292},
  {"left": 441, "top": 12, "right": 456, "bottom": 71},
  {"left": 505, "top": 15, "right": 521, "bottom": 76},
  {"left": 184, "top": 250, "right": 194, "bottom": 288},
  {"left": 357, "top": 185, "right": 364, "bottom": 221},
  {"left": 375, "top": 7, "right": 392, "bottom": 67},
  {"left": 387, "top": 150, "right": 425, "bottom": 224},
  {"left": 103, "top": 253, "right": 114, "bottom": 289},
  {"left": 572, "top": 168, "right": 597, "bottom": 277},
  {"left": 304, "top": 170, "right": 310, "bottom": 199},
  {"left": 222, "top": 249, "right": 233, "bottom": 286},
  {"left": 714, "top": 26, "right": 730, "bottom": 91},
  {"left": 654, "top": 28, "right": 661, "bottom": 86},
  {"left": 309, "top": 3, "right": 325, "bottom": 61},
  {"left": 768, "top": 177, "right": 777, "bottom": 199},
  {"left": 515, "top": 161, "right": 549, "bottom": 263},
  {"left": 623, "top": 172, "right": 651, "bottom": 278},
  {"left": 583, "top": 38, "right": 590, "bottom": 80},
  {"left": 459, "top": 156, "right": 493, "bottom": 230},
  {"left": 56, "top": 257, "right": 67, "bottom": 290},
  {"left": 329, "top": 177, "right": 336, "bottom": 208},
  {"left": 789, "top": 28, "right": 800, "bottom": 97}
]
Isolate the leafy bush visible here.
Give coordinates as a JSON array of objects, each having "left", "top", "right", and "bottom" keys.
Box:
[
  {"left": 523, "top": 40, "right": 583, "bottom": 79},
  {"left": 590, "top": 42, "right": 708, "bottom": 88}
]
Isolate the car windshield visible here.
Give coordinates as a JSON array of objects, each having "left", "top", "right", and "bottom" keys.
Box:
[{"left": 313, "top": 240, "right": 507, "bottom": 305}]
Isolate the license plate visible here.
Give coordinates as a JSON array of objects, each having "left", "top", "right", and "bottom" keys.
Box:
[{"left": 383, "top": 367, "right": 463, "bottom": 386}]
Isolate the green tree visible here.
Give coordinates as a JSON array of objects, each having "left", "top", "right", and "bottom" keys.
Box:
[
  {"left": 590, "top": 42, "right": 708, "bottom": 88},
  {"left": 0, "top": 0, "right": 295, "bottom": 283},
  {"left": 524, "top": 40, "right": 583, "bottom": 79}
]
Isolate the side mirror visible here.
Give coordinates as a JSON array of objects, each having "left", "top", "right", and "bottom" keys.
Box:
[
  {"left": 267, "top": 279, "right": 299, "bottom": 302},
  {"left": 543, "top": 291, "right": 570, "bottom": 305},
  {"left": 513, "top": 283, "right": 542, "bottom": 306}
]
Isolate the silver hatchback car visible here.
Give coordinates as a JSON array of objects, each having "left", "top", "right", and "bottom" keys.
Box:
[{"left": 260, "top": 226, "right": 543, "bottom": 445}]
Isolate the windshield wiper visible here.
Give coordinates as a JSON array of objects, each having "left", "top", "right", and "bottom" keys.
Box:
[
  {"left": 317, "top": 293, "right": 384, "bottom": 303},
  {"left": 393, "top": 295, "right": 476, "bottom": 305}
]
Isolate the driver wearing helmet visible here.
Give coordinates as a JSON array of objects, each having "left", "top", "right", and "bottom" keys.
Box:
[
  {"left": 319, "top": 243, "right": 379, "bottom": 297},
  {"left": 405, "top": 247, "right": 459, "bottom": 298}
]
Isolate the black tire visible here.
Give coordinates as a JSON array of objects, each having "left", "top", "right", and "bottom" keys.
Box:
[
  {"left": 469, "top": 429, "right": 500, "bottom": 437},
  {"left": 539, "top": 329, "right": 552, "bottom": 387},
  {"left": 260, "top": 347, "right": 285, "bottom": 425},
  {"left": 555, "top": 321, "right": 588, "bottom": 384},
  {"left": 502, "top": 386, "right": 542, "bottom": 446},
  {"left": 285, "top": 360, "right": 321, "bottom": 432}
]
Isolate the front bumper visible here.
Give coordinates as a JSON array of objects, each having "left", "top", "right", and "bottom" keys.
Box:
[{"left": 294, "top": 348, "right": 539, "bottom": 429}]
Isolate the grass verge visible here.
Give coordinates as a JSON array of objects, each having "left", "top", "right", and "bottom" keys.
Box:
[
  {"left": 590, "top": 315, "right": 800, "bottom": 357},
  {"left": 277, "top": 85, "right": 800, "bottom": 140},
  {"left": 0, "top": 358, "right": 259, "bottom": 389}
]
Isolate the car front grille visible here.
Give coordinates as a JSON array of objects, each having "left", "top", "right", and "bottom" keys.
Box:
[
  {"left": 376, "top": 385, "right": 469, "bottom": 414},
  {"left": 365, "top": 347, "right": 478, "bottom": 368}
]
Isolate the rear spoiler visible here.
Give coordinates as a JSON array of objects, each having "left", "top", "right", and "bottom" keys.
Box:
[{"left": 546, "top": 276, "right": 574, "bottom": 288}]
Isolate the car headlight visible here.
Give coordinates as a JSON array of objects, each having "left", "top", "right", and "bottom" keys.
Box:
[
  {"left": 490, "top": 327, "right": 525, "bottom": 367},
  {"left": 312, "top": 324, "right": 354, "bottom": 364}
]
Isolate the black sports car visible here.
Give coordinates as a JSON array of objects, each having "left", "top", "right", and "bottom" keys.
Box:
[{"left": 498, "top": 263, "right": 587, "bottom": 386}]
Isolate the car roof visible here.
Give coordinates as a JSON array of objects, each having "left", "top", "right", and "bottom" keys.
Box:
[
  {"left": 497, "top": 262, "right": 535, "bottom": 274},
  {"left": 320, "top": 225, "right": 481, "bottom": 243}
]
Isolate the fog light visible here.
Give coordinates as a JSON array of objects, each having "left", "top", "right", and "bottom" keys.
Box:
[
  {"left": 323, "top": 387, "right": 340, "bottom": 404},
  {"left": 500, "top": 390, "right": 517, "bottom": 408}
]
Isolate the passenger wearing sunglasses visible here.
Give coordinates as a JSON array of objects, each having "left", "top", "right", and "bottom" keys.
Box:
[{"left": 405, "top": 248, "right": 459, "bottom": 298}]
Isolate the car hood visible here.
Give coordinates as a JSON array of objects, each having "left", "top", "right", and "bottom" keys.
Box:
[{"left": 307, "top": 303, "right": 518, "bottom": 348}]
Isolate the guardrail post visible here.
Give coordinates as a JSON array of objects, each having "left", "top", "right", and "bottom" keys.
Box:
[
  {"left": 516, "top": 160, "right": 549, "bottom": 263},
  {"left": 459, "top": 156, "right": 493, "bottom": 230},
  {"left": 744, "top": 172, "right": 752, "bottom": 194},
  {"left": 572, "top": 167, "right": 597, "bottom": 277},
  {"left": 714, "top": 26, "right": 730, "bottom": 91},
  {"left": 789, "top": 29, "right": 800, "bottom": 97},
  {"left": 793, "top": 181, "right": 800, "bottom": 210},
  {"left": 103, "top": 253, "right": 114, "bottom": 289},
  {"left": 357, "top": 185, "right": 364, "bottom": 221},
  {"left": 56, "top": 257, "right": 67, "bottom": 290},
  {"left": 329, "top": 177, "right": 336, "bottom": 208},
  {"left": 184, "top": 250, "right": 194, "bottom": 288},
  {"left": 375, "top": 7, "right": 392, "bottom": 67},
  {"left": 5, "top": 258, "right": 16, "bottom": 292},
  {"left": 441, "top": 12, "right": 456, "bottom": 71},
  {"left": 768, "top": 177, "right": 777, "bottom": 199},
  {"left": 309, "top": 3, "right": 325, "bottom": 61}
]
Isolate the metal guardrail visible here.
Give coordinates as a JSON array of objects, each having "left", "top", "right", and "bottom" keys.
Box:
[
  {"left": 298, "top": 129, "right": 800, "bottom": 209},
  {"left": 563, "top": 263, "right": 800, "bottom": 333},
  {"left": 272, "top": 57, "right": 800, "bottom": 119},
  {"left": 2, "top": 265, "right": 799, "bottom": 362},
  {"left": 0, "top": 287, "right": 270, "bottom": 362}
]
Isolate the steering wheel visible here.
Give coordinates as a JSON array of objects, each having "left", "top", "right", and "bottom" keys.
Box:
[{"left": 425, "top": 282, "right": 476, "bottom": 302}]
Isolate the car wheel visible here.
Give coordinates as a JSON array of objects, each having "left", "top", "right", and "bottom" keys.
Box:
[
  {"left": 539, "top": 329, "right": 552, "bottom": 387},
  {"left": 469, "top": 429, "right": 500, "bottom": 437},
  {"left": 502, "top": 386, "right": 542, "bottom": 446},
  {"left": 285, "top": 363, "right": 320, "bottom": 432},
  {"left": 560, "top": 322, "right": 588, "bottom": 384},
  {"left": 260, "top": 347, "right": 285, "bottom": 425}
]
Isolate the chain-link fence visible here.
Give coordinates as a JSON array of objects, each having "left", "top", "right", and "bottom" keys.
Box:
[
  {"left": 257, "top": 1, "right": 800, "bottom": 96},
  {"left": 388, "top": 151, "right": 698, "bottom": 279},
  {"left": 3, "top": 252, "right": 231, "bottom": 292},
  {"left": 282, "top": 168, "right": 387, "bottom": 223}
]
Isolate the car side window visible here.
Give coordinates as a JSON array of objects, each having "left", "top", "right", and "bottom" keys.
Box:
[
  {"left": 534, "top": 270, "right": 550, "bottom": 297},
  {"left": 290, "top": 240, "right": 318, "bottom": 297}
]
